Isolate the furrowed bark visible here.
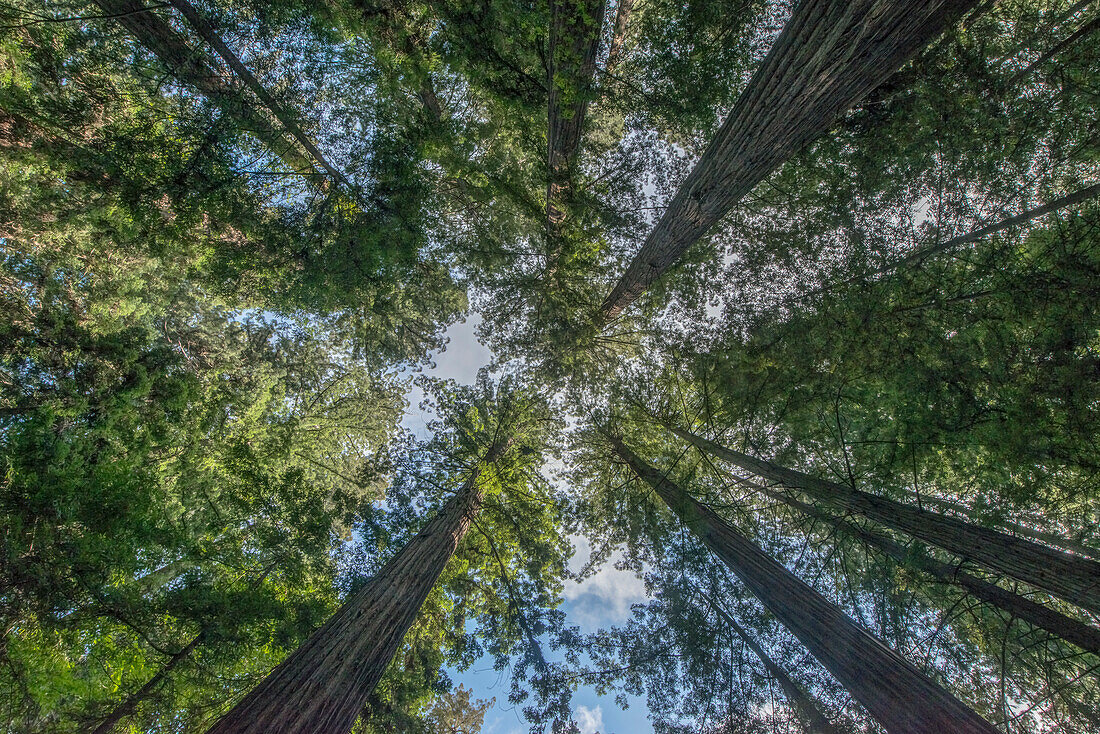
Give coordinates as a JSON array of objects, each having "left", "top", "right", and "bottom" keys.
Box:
[
  {"left": 599, "top": 0, "right": 979, "bottom": 320},
  {"left": 753, "top": 482, "right": 1100, "bottom": 655},
  {"left": 699, "top": 593, "right": 843, "bottom": 734},
  {"left": 672, "top": 425, "right": 1100, "bottom": 617},
  {"left": 166, "top": 0, "right": 350, "bottom": 188},
  {"left": 546, "top": 0, "right": 607, "bottom": 241},
  {"left": 94, "top": 0, "right": 324, "bottom": 181},
  {"left": 609, "top": 436, "right": 998, "bottom": 734},
  {"left": 205, "top": 442, "right": 507, "bottom": 734}
]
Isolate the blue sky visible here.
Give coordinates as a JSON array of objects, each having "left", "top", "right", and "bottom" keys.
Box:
[{"left": 401, "top": 317, "right": 654, "bottom": 734}]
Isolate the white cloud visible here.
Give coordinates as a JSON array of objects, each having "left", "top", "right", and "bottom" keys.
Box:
[
  {"left": 575, "top": 705, "right": 603, "bottom": 734},
  {"left": 400, "top": 315, "right": 493, "bottom": 435},
  {"left": 564, "top": 536, "right": 648, "bottom": 631}
]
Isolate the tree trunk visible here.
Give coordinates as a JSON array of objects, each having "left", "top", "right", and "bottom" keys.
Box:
[
  {"left": 546, "top": 0, "right": 607, "bottom": 241},
  {"left": 91, "top": 632, "right": 205, "bottom": 734},
  {"left": 166, "top": 0, "right": 350, "bottom": 189},
  {"left": 672, "top": 426, "right": 1100, "bottom": 617},
  {"left": 701, "top": 594, "right": 842, "bottom": 734},
  {"left": 94, "top": 0, "right": 324, "bottom": 182},
  {"left": 205, "top": 442, "right": 507, "bottom": 734},
  {"left": 895, "top": 487, "right": 1100, "bottom": 562},
  {"left": 1007, "top": 12, "right": 1100, "bottom": 86},
  {"left": 605, "top": 0, "right": 635, "bottom": 72},
  {"left": 609, "top": 436, "right": 997, "bottom": 734},
  {"left": 857, "top": 181, "right": 1100, "bottom": 284},
  {"left": 599, "top": 0, "right": 979, "bottom": 320},
  {"left": 755, "top": 482, "right": 1100, "bottom": 655}
]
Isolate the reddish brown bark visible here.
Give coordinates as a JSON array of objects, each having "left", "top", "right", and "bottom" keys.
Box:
[
  {"left": 672, "top": 426, "right": 1100, "bottom": 617},
  {"left": 605, "top": 0, "right": 634, "bottom": 72},
  {"left": 610, "top": 436, "right": 998, "bottom": 734},
  {"left": 600, "top": 0, "right": 979, "bottom": 320},
  {"left": 205, "top": 442, "right": 507, "bottom": 734}
]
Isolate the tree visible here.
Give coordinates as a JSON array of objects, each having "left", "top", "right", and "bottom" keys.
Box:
[
  {"left": 93, "top": 0, "right": 333, "bottom": 184},
  {"left": 206, "top": 378, "right": 571, "bottom": 733},
  {"left": 607, "top": 434, "right": 998, "bottom": 734},
  {"left": 206, "top": 438, "right": 509, "bottom": 734},
  {"left": 600, "top": 0, "right": 981, "bottom": 320},
  {"left": 669, "top": 424, "right": 1100, "bottom": 617}
]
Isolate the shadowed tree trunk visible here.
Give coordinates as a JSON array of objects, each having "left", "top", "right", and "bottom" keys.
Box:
[
  {"left": 94, "top": 0, "right": 327, "bottom": 182},
  {"left": 744, "top": 479, "right": 1100, "bottom": 655},
  {"left": 671, "top": 425, "right": 1100, "bottom": 617},
  {"left": 848, "top": 182, "right": 1100, "bottom": 287},
  {"left": 608, "top": 436, "right": 998, "bottom": 734},
  {"left": 599, "top": 0, "right": 979, "bottom": 320},
  {"left": 546, "top": 0, "right": 607, "bottom": 243},
  {"left": 895, "top": 487, "right": 1100, "bottom": 562},
  {"left": 1007, "top": 11, "right": 1100, "bottom": 86},
  {"left": 698, "top": 592, "right": 843, "bottom": 734},
  {"left": 166, "top": 0, "right": 350, "bottom": 188},
  {"left": 205, "top": 441, "right": 508, "bottom": 734},
  {"left": 605, "top": 0, "right": 634, "bottom": 72},
  {"left": 90, "top": 632, "right": 205, "bottom": 734}
]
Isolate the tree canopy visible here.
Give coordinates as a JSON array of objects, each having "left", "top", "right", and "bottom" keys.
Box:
[{"left": 2, "top": 0, "right": 1099, "bottom": 732}]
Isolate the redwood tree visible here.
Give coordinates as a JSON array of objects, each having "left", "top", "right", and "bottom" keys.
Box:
[
  {"left": 608, "top": 435, "right": 998, "bottom": 734},
  {"left": 206, "top": 439, "right": 508, "bottom": 734},
  {"left": 670, "top": 424, "right": 1100, "bottom": 617},
  {"left": 599, "top": 0, "right": 980, "bottom": 320}
]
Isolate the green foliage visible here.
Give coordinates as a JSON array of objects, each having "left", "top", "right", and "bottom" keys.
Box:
[{"left": 3, "top": 0, "right": 1100, "bottom": 731}]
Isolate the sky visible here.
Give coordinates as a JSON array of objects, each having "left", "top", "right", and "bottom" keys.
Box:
[{"left": 401, "top": 316, "right": 654, "bottom": 734}]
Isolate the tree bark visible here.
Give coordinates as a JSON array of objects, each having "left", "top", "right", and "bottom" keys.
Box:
[
  {"left": 895, "top": 488, "right": 1100, "bottom": 562},
  {"left": 609, "top": 436, "right": 998, "bottom": 734},
  {"left": 754, "top": 482, "right": 1100, "bottom": 655},
  {"left": 700, "top": 594, "right": 842, "bottom": 734},
  {"left": 166, "top": 0, "right": 350, "bottom": 189},
  {"left": 605, "top": 0, "right": 634, "bottom": 72},
  {"left": 546, "top": 0, "right": 607, "bottom": 241},
  {"left": 94, "top": 0, "right": 325, "bottom": 182},
  {"left": 599, "top": 0, "right": 979, "bottom": 320},
  {"left": 672, "top": 426, "right": 1100, "bottom": 617},
  {"left": 205, "top": 442, "right": 507, "bottom": 734},
  {"left": 90, "top": 632, "right": 205, "bottom": 734}
]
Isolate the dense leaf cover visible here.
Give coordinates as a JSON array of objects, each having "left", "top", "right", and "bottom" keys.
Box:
[{"left": 1, "top": 0, "right": 1098, "bottom": 732}]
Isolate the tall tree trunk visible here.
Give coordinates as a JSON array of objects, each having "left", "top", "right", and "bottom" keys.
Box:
[
  {"left": 546, "top": 0, "right": 607, "bottom": 242},
  {"left": 206, "top": 442, "right": 507, "bottom": 734},
  {"left": 753, "top": 481, "right": 1100, "bottom": 655},
  {"left": 166, "top": 0, "right": 350, "bottom": 189},
  {"left": 91, "top": 632, "right": 205, "bottom": 734},
  {"left": 854, "top": 182, "right": 1100, "bottom": 285},
  {"left": 599, "top": 0, "right": 979, "bottom": 320},
  {"left": 671, "top": 425, "right": 1100, "bottom": 617},
  {"left": 699, "top": 592, "right": 842, "bottom": 734},
  {"left": 1007, "top": 12, "right": 1100, "bottom": 86},
  {"left": 605, "top": 0, "right": 635, "bottom": 72},
  {"left": 94, "top": 0, "right": 325, "bottom": 182},
  {"left": 895, "top": 487, "right": 1100, "bottom": 562},
  {"left": 608, "top": 436, "right": 998, "bottom": 734}
]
